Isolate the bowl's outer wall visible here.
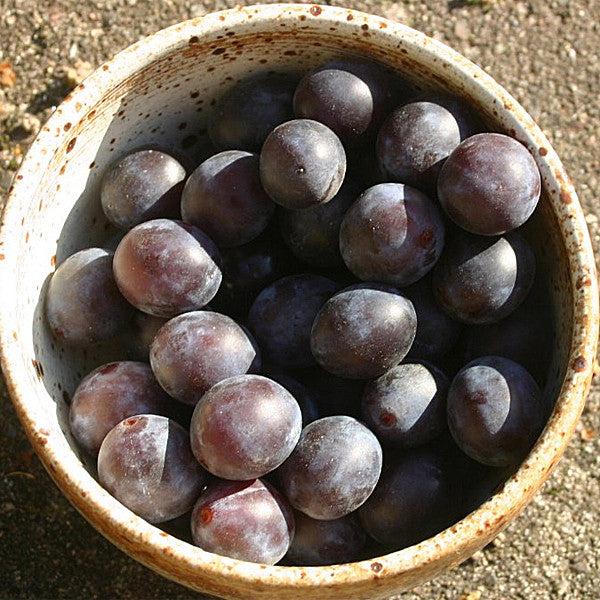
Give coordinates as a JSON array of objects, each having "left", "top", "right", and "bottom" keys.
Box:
[{"left": 0, "top": 4, "right": 598, "bottom": 600}]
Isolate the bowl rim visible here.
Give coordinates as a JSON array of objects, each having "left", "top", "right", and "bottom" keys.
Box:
[{"left": 1, "top": 3, "right": 598, "bottom": 598}]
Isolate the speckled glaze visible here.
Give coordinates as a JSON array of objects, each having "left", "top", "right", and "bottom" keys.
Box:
[{"left": 0, "top": 5, "right": 597, "bottom": 599}]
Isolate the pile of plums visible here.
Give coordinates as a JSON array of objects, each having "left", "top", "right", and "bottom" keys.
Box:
[{"left": 45, "top": 57, "right": 552, "bottom": 567}]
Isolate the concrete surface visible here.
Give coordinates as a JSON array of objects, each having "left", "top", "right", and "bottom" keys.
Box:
[{"left": 1, "top": 0, "right": 599, "bottom": 599}]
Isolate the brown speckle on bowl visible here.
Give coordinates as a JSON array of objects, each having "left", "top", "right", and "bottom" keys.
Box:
[
  {"left": 576, "top": 275, "right": 592, "bottom": 289},
  {"left": 560, "top": 190, "right": 572, "bottom": 204}
]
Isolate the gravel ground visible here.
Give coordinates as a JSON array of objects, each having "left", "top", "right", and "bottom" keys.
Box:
[{"left": 1, "top": 1, "right": 599, "bottom": 599}]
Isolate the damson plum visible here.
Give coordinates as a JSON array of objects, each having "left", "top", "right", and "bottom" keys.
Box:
[
  {"left": 100, "top": 149, "right": 185, "bottom": 229},
  {"left": 180, "top": 150, "right": 274, "bottom": 247},
  {"left": 208, "top": 72, "right": 297, "bottom": 152},
  {"left": 113, "top": 219, "right": 221, "bottom": 318},
  {"left": 190, "top": 374, "right": 302, "bottom": 480},
  {"left": 310, "top": 286, "right": 417, "bottom": 379},
  {"left": 362, "top": 362, "right": 449, "bottom": 448},
  {"left": 376, "top": 100, "right": 464, "bottom": 194},
  {"left": 285, "top": 511, "right": 366, "bottom": 566},
  {"left": 339, "top": 183, "right": 445, "bottom": 287},
  {"left": 432, "top": 230, "right": 536, "bottom": 324},
  {"left": 248, "top": 274, "right": 338, "bottom": 368},
  {"left": 190, "top": 478, "right": 295, "bottom": 565},
  {"left": 150, "top": 311, "right": 257, "bottom": 405},
  {"left": 358, "top": 449, "right": 454, "bottom": 548},
  {"left": 211, "top": 225, "right": 300, "bottom": 318},
  {"left": 278, "top": 178, "right": 359, "bottom": 269},
  {"left": 45, "top": 247, "right": 133, "bottom": 346},
  {"left": 447, "top": 356, "right": 545, "bottom": 467},
  {"left": 438, "top": 133, "right": 541, "bottom": 235},
  {"left": 460, "top": 289, "right": 553, "bottom": 385},
  {"left": 259, "top": 119, "right": 346, "bottom": 209},
  {"left": 97, "top": 414, "right": 207, "bottom": 523},
  {"left": 402, "top": 274, "right": 463, "bottom": 361},
  {"left": 69, "top": 361, "right": 172, "bottom": 456},
  {"left": 293, "top": 59, "right": 400, "bottom": 146},
  {"left": 278, "top": 415, "right": 383, "bottom": 520}
]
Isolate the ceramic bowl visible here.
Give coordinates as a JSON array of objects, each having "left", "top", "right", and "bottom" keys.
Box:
[{"left": 0, "top": 4, "right": 598, "bottom": 599}]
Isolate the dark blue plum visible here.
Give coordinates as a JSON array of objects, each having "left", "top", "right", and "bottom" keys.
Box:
[
  {"left": 376, "top": 100, "right": 464, "bottom": 194},
  {"left": 191, "top": 478, "right": 295, "bottom": 565},
  {"left": 310, "top": 286, "right": 417, "bottom": 379},
  {"left": 302, "top": 367, "right": 365, "bottom": 420},
  {"left": 112, "top": 219, "right": 222, "bottom": 318},
  {"left": 293, "top": 59, "right": 402, "bottom": 146},
  {"left": 69, "top": 361, "right": 172, "bottom": 456},
  {"left": 447, "top": 356, "right": 545, "bottom": 467},
  {"left": 403, "top": 274, "right": 463, "bottom": 361},
  {"left": 98, "top": 414, "right": 207, "bottom": 523},
  {"left": 101, "top": 149, "right": 185, "bottom": 229},
  {"left": 208, "top": 72, "right": 297, "bottom": 152},
  {"left": 278, "top": 178, "right": 359, "bottom": 269},
  {"left": 262, "top": 367, "right": 320, "bottom": 426},
  {"left": 432, "top": 230, "right": 536, "bottom": 324},
  {"left": 438, "top": 133, "right": 541, "bottom": 235},
  {"left": 460, "top": 284, "right": 554, "bottom": 385},
  {"left": 362, "top": 362, "right": 449, "bottom": 447},
  {"left": 260, "top": 119, "right": 346, "bottom": 209},
  {"left": 46, "top": 247, "right": 133, "bottom": 347},
  {"left": 190, "top": 374, "right": 302, "bottom": 480},
  {"left": 181, "top": 150, "right": 274, "bottom": 247},
  {"left": 278, "top": 415, "right": 383, "bottom": 520},
  {"left": 358, "top": 448, "right": 455, "bottom": 548},
  {"left": 211, "top": 225, "right": 300, "bottom": 319},
  {"left": 339, "top": 183, "right": 445, "bottom": 287},
  {"left": 285, "top": 511, "right": 367, "bottom": 566},
  {"left": 248, "top": 274, "right": 338, "bottom": 368},
  {"left": 150, "top": 311, "right": 257, "bottom": 405}
]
